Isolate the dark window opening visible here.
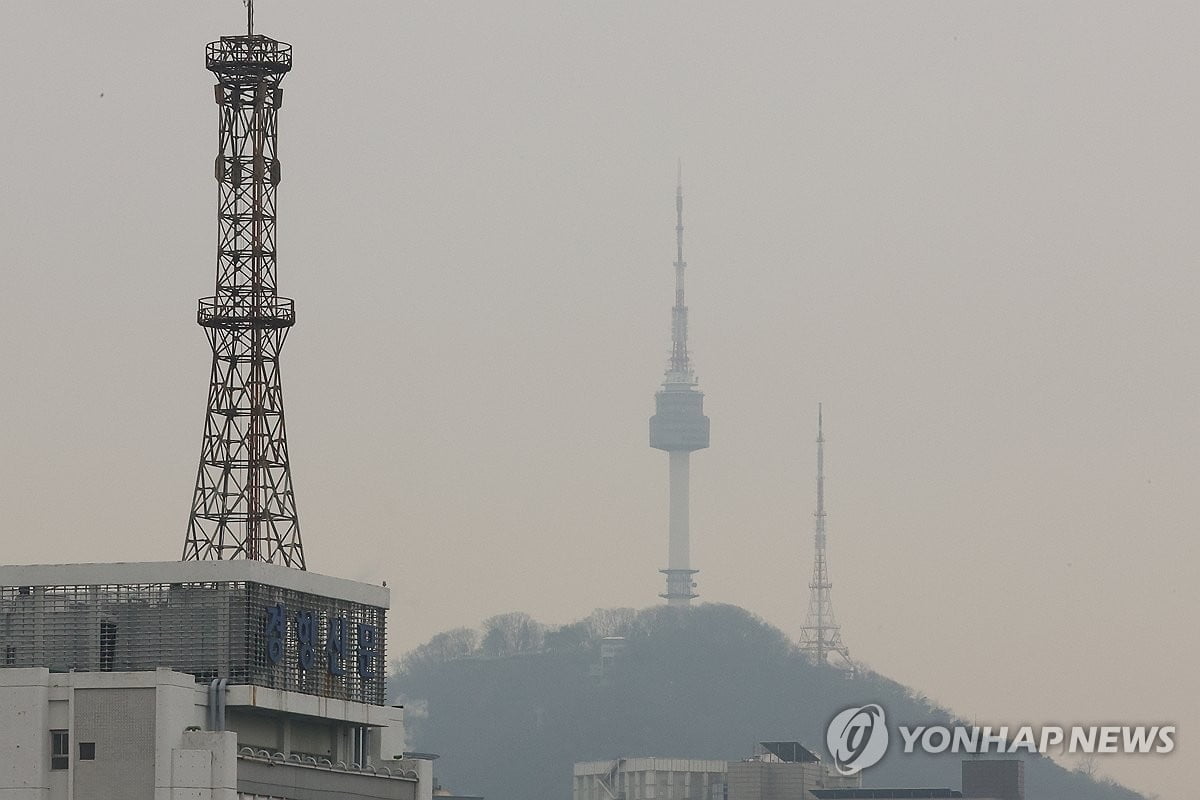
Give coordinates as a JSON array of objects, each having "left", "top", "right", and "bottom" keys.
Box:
[
  {"left": 4, "top": 645, "right": 14, "bottom": 666},
  {"left": 99, "top": 621, "right": 117, "bottom": 672},
  {"left": 78, "top": 742, "right": 96, "bottom": 761},
  {"left": 50, "top": 730, "right": 69, "bottom": 770}
]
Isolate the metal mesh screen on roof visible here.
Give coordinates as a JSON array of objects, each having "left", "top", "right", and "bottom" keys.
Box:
[{"left": 0, "top": 580, "right": 385, "bottom": 705}]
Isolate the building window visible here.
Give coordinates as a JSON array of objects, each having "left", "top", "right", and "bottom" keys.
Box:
[
  {"left": 51, "top": 730, "right": 69, "bottom": 770},
  {"left": 78, "top": 742, "right": 96, "bottom": 761},
  {"left": 99, "top": 621, "right": 117, "bottom": 672}
]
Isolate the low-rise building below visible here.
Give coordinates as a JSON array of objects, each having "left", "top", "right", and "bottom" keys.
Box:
[{"left": 0, "top": 561, "right": 427, "bottom": 800}]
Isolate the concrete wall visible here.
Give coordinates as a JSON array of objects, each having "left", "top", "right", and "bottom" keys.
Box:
[
  {"left": 724, "top": 761, "right": 828, "bottom": 800},
  {"left": 388, "top": 759, "right": 431, "bottom": 800},
  {"left": 0, "top": 668, "right": 50, "bottom": 799},
  {"left": 225, "top": 710, "right": 283, "bottom": 752},
  {"left": 574, "top": 759, "right": 727, "bottom": 800},
  {"left": 155, "top": 669, "right": 212, "bottom": 795},
  {"left": 0, "top": 667, "right": 415, "bottom": 800},
  {"left": 287, "top": 719, "right": 335, "bottom": 760},
  {"left": 374, "top": 706, "right": 407, "bottom": 762},
  {"left": 166, "top": 730, "right": 238, "bottom": 800},
  {"left": 236, "top": 758, "right": 416, "bottom": 800},
  {"left": 0, "top": 668, "right": 209, "bottom": 800},
  {"left": 73, "top": 686, "right": 156, "bottom": 800}
]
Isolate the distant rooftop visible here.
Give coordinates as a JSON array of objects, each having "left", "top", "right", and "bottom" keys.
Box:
[
  {"left": 758, "top": 741, "right": 820, "bottom": 763},
  {"left": 0, "top": 560, "right": 387, "bottom": 607},
  {"left": 811, "top": 791, "right": 963, "bottom": 799}
]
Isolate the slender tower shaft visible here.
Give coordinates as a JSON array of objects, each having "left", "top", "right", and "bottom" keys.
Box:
[
  {"left": 800, "top": 406, "right": 849, "bottom": 663},
  {"left": 650, "top": 167, "right": 710, "bottom": 605},
  {"left": 667, "top": 450, "right": 691, "bottom": 570},
  {"left": 183, "top": 23, "right": 305, "bottom": 569}
]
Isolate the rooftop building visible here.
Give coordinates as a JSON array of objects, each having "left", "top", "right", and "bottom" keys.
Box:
[
  {"left": 727, "top": 742, "right": 860, "bottom": 800},
  {"left": 573, "top": 743, "right": 858, "bottom": 800},
  {"left": 575, "top": 757, "right": 729, "bottom": 800},
  {"left": 805, "top": 759, "right": 1025, "bottom": 800},
  {"left": 0, "top": 561, "right": 425, "bottom": 799}
]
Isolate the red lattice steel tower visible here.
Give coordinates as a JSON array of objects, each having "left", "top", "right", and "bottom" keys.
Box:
[{"left": 183, "top": 21, "right": 305, "bottom": 568}]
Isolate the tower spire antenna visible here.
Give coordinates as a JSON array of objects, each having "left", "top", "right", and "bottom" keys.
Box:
[
  {"left": 669, "top": 160, "right": 690, "bottom": 380},
  {"left": 675, "top": 160, "right": 684, "bottom": 265},
  {"left": 246, "top": 0, "right": 254, "bottom": 36},
  {"left": 650, "top": 167, "right": 710, "bottom": 606},
  {"left": 799, "top": 404, "right": 851, "bottom": 667}
]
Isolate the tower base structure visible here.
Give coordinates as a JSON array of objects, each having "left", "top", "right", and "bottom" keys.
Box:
[{"left": 659, "top": 567, "right": 699, "bottom": 605}]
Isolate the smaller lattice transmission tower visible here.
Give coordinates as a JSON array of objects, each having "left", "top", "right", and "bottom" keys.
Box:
[{"left": 799, "top": 405, "right": 851, "bottom": 667}]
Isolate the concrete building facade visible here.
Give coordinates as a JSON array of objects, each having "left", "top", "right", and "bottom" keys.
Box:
[
  {"left": 574, "top": 744, "right": 859, "bottom": 800},
  {"left": 726, "top": 757, "right": 855, "bottom": 800},
  {"left": 574, "top": 758, "right": 729, "bottom": 800},
  {"left": 725, "top": 743, "right": 860, "bottom": 800},
  {"left": 807, "top": 759, "right": 1025, "bottom": 800}
]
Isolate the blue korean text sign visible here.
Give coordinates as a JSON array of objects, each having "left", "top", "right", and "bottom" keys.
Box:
[{"left": 262, "top": 603, "right": 380, "bottom": 681}]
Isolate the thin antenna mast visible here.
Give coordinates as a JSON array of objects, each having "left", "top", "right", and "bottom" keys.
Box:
[
  {"left": 669, "top": 161, "right": 691, "bottom": 381},
  {"left": 799, "top": 405, "right": 851, "bottom": 667},
  {"left": 246, "top": 0, "right": 254, "bottom": 36}
]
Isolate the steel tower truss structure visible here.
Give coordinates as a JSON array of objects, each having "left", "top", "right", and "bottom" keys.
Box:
[
  {"left": 799, "top": 406, "right": 850, "bottom": 665},
  {"left": 183, "top": 32, "right": 305, "bottom": 569}
]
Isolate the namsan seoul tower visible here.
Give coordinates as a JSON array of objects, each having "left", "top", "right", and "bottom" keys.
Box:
[{"left": 649, "top": 167, "right": 710, "bottom": 606}]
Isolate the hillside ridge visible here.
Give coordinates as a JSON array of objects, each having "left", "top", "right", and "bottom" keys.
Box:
[{"left": 390, "top": 604, "right": 1146, "bottom": 800}]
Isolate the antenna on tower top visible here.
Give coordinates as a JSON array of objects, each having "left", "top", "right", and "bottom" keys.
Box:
[
  {"left": 665, "top": 159, "right": 691, "bottom": 382},
  {"left": 245, "top": 0, "right": 254, "bottom": 36}
]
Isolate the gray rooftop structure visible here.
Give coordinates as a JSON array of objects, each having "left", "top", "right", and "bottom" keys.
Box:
[{"left": 0, "top": 561, "right": 388, "bottom": 704}]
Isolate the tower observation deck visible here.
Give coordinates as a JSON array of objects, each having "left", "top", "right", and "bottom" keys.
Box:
[
  {"left": 183, "top": 30, "right": 305, "bottom": 568},
  {"left": 649, "top": 170, "right": 710, "bottom": 605}
]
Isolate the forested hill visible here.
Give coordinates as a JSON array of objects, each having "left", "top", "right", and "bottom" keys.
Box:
[{"left": 389, "top": 604, "right": 1145, "bottom": 800}]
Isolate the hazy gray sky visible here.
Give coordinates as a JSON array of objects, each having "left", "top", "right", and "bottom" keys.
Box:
[{"left": 0, "top": 2, "right": 1195, "bottom": 796}]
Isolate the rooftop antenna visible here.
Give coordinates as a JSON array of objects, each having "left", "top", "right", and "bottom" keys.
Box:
[{"left": 246, "top": 0, "right": 254, "bottom": 36}]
